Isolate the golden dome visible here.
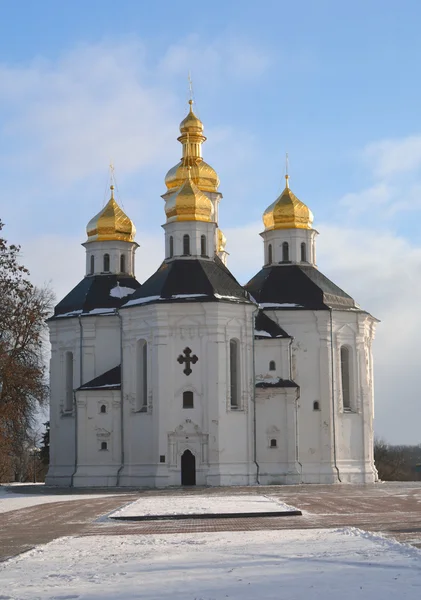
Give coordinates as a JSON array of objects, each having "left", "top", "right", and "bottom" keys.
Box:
[
  {"left": 180, "top": 99, "right": 204, "bottom": 134},
  {"left": 164, "top": 100, "right": 220, "bottom": 194},
  {"left": 165, "top": 168, "right": 214, "bottom": 223},
  {"left": 86, "top": 186, "right": 136, "bottom": 242},
  {"left": 263, "top": 176, "right": 314, "bottom": 231},
  {"left": 165, "top": 159, "right": 220, "bottom": 193},
  {"left": 217, "top": 228, "right": 227, "bottom": 252}
]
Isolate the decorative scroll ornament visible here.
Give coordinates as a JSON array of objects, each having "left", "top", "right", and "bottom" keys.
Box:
[{"left": 177, "top": 347, "right": 198, "bottom": 376}]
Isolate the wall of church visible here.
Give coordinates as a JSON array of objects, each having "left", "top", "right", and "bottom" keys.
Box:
[
  {"left": 254, "top": 338, "right": 291, "bottom": 383},
  {"left": 117, "top": 300, "right": 257, "bottom": 487},
  {"left": 72, "top": 389, "right": 122, "bottom": 487},
  {"left": 46, "top": 314, "right": 122, "bottom": 486},
  {"left": 264, "top": 308, "right": 377, "bottom": 484}
]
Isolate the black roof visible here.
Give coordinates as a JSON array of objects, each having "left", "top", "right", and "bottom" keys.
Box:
[
  {"left": 256, "top": 378, "right": 299, "bottom": 388},
  {"left": 245, "top": 264, "right": 358, "bottom": 310},
  {"left": 52, "top": 275, "right": 141, "bottom": 319},
  {"left": 78, "top": 365, "right": 121, "bottom": 391},
  {"left": 255, "top": 310, "right": 290, "bottom": 338},
  {"left": 123, "top": 257, "right": 251, "bottom": 307}
]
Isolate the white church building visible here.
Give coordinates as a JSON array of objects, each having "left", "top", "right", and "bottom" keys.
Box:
[{"left": 46, "top": 100, "right": 378, "bottom": 488}]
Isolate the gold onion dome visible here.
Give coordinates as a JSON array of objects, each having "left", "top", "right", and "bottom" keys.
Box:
[
  {"left": 263, "top": 175, "right": 314, "bottom": 231},
  {"left": 86, "top": 185, "right": 136, "bottom": 242},
  {"left": 165, "top": 167, "right": 214, "bottom": 223},
  {"left": 217, "top": 228, "right": 227, "bottom": 252},
  {"left": 164, "top": 100, "right": 220, "bottom": 193}
]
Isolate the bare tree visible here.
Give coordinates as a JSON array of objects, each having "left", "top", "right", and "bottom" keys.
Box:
[{"left": 0, "top": 220, "right": 54, "bottom": 482}]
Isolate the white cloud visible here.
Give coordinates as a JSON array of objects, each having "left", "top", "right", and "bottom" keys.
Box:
[
  {"left": 339, "top": 183, "right": 394, "bottom": 217},
  {"left": 159, "top": 34, "right": 270, "bottom": 85},
  {"left": 364, "top": 134, "right": 421, "bottom": 179}
]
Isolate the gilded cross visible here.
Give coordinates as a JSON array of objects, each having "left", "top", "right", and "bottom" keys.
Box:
[{"left": 177, "top": 347, "right": 198, "bottom": 376}]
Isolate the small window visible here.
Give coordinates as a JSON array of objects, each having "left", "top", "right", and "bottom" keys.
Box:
[
  {"left": 301, "top": 242, "right": 307, "bottom": 262},
  {"left": 183, "top": 391, "right": 194, "bottom": 409},
  {"left": 160, "top": 455, "right": 166, "bottom": 463},
  {"left": 100, "top": 441, "right": 108, "bottom": 450},
  {"left": 268, "top": 244, "right": 273, "bottom": 265},
  {"left": 313, "top": 401, "right": 320, "bottom": 411},
  {"left": 270, "top": 439, "right": 277, "bottom": 448},
  {"left": 282, "top": 242, "right": 289, "bottom": 262},
  {"left": 90, "top": 255, "right": 95, "bottom": 275},
  {"left": 120, "top": 254, "right": 126, "bottom": 273},
  {"left": 269, "top": 360, "right": 276, "bottom": 371},
  {"left": 100, "top": 404, "right": 107, "bottom": 414},
  {"left": 169, "top": 236, "right": 174, "bottom": 258},
  {"left": 103, "top": 253, "right": 110, "bottom": 272},
  {"left": 183, "top": 234, "right": 190, "bottom": 255},
  {"left": 200, "top": 235, "right": 207, "bottom": 257}
]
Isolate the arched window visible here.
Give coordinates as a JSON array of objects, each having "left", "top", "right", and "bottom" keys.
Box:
[
  {"left": 282, "top": 242, "right": 289, "bottom": 262},
  {"left": 269, "top": 360, "right": 276, "bottom": 371},
  {"left": 340, "top": 346, "right": 351, "bottom": 410},
  {"left": 90, "top": 255, "right": 95, "bottom": 275},
  {"left": 268, "top": 244, "right": 273, "bottom": 265},
  {"left": 64, "top": 352, "right": 73, "bottom": 412},
  {"left": 183, "top": 391, "right": 194, "bottom": 408},
  {"left": 100, "top": 404, "right": 107, "bottom": 414},
  {"left": 313, "top": 401, "right": 320, "bottom": 411},
  {"left": 100, "top": 441, "right": 108, "bottom": 450},
  {"left": 230, "top": 339, "right": 239, "bottom": 408},
  {"left": 136, "top": 340, "right": 148, "bottom": 411},
  {"left": 301, "top": 242, "right": 307, "bottom": 262},
  {"left": 270, "top": 439, "right": 277, "bottom": 448},
  {"left": 169, "top": 236, "right": 174, "bottom": 258},
  {"left": 200, "top": 235, "right": 207, "bottom": 257},
  {"left": 103, "top": 253, "right": 110, "bottom": 272},
  {"left": 183, "top": 234, "right": 190, "bottom": 255},
  {"left": 120, "top": 254, "right": 126, "bottom": 273}
]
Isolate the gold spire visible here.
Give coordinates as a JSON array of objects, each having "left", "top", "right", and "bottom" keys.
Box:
[
  {"left": 165, "top": 166, "right": 214, "bottom": 223},
  {"left": 164, "top": 99, "right": 220, "bottom": 193},
  {"left": 263, "top": 170, "right": 314, "bottom": 231},
  {"left": 86, "top": 184, "right": 136, "bottom": 242}
]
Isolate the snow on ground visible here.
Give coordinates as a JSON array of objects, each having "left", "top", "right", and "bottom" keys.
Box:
[
  {"left": 0, "top": 485, "right": 119, "bottom": 515},
  {"left": 111, "top": 494, "right": 296, "bottom": 517},
  {"left": 1, "top": 528, "right": 421, "bottom": 599}
]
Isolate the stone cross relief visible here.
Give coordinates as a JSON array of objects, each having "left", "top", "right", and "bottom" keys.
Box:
[{"left": 177, "top": 347, "right": 198, "bottom": 376}]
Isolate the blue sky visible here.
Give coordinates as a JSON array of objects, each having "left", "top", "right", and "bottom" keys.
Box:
[{"left": 1, "top": 0, "right": 421, "bottom": 444}]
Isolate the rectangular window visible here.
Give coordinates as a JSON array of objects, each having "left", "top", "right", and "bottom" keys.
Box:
[
  {"left": 230, "top": 339, "right": 239, "bottom": 408},
  {"left": 64, "top": 352, "right": 73, "bottom": 412},
  {"left": 183, "top": 391, "right": 194, "bottom": 408}
]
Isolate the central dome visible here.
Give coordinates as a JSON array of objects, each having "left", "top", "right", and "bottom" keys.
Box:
[
  {"left": 164, "top": 100, "right": 220, "bottom": 194},
  {"left": 165, "top": 159, "right": 220, "bottom": 193},
  {"left": 263, "top": 176, "right": 314, "bottom": 231},
  {"left": 165, "top": 169, "right": 214, "bottom": 223}
]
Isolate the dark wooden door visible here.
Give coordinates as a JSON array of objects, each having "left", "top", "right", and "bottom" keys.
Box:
[{"left": 181, "top": 450, "right": 196, "bottom": 486}]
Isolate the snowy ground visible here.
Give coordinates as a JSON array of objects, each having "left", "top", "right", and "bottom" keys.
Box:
[
  {"left": 111, "top": 494, "right": 296, "bottom": 517},
  {"left": 0, "top": 485, "right": 118, "bottom": 515},
  {"left": 1, "top": 528, "right": 421, "bottom": 599}
]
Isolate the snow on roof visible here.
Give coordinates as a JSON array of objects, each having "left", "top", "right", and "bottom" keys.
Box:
[
  {"left": 260, "top": 302, "right": 304, "bottom": 308},
  {"left": 109, "top": 285, "right": 136, "bottom": 299}
]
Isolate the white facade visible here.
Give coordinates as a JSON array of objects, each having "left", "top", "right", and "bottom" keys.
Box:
[{"left": 46, "top": 110, "right": 378, "bottom": 488}]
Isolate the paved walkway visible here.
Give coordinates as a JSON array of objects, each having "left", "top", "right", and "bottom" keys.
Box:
[{"left": 1, "top": 482, "right": 421, "bottom": 562}]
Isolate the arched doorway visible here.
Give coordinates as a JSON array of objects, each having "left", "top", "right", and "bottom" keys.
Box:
[{"left": 181, "top": 449, "right": 196, "bottom": 486}]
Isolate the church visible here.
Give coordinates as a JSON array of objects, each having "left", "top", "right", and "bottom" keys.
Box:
[{"left": 46, "top": 99, "right": 378, "bottom": 488}]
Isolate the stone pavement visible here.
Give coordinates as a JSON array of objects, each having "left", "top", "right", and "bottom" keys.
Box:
[{"left": 1, "top": 482, "right": 421, "bottom": 562}]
